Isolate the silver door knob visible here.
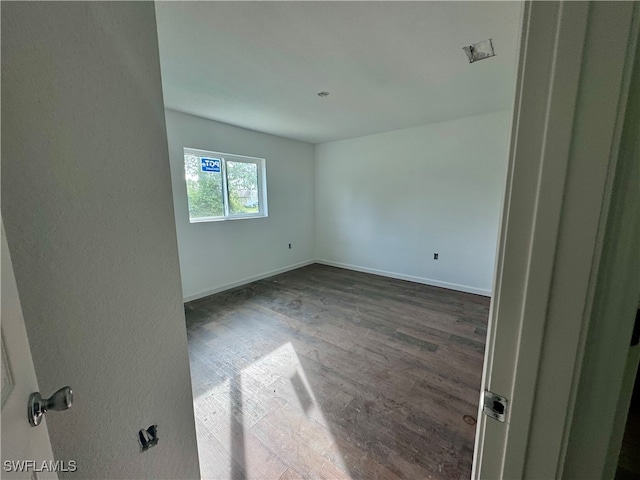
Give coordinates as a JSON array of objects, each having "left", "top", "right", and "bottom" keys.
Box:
[{"left": 28, "top": 386, "right": 73, "bottom": 427}]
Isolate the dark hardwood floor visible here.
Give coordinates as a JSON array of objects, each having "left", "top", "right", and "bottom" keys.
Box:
[{"left": 185, "top": 264, "right": 489, "bottom": 480}]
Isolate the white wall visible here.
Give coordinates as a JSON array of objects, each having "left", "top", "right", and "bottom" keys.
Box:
[
  {"left": 315, "top": 110, "right": 511, "bottom": 296},
  {"left": 1, "top": 3, "right": 199, "bottom": 478},
  {"left": 164, "top": 110, "right": 315, "bottom": 301}
]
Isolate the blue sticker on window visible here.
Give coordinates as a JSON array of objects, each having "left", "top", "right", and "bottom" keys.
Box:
[{"left": 201, "top": 158, "right": 221, "bottom": 173}]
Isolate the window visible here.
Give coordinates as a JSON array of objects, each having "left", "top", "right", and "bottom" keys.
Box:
[{"left": 184, "top": 148, "right": 267, "bottom": 223}]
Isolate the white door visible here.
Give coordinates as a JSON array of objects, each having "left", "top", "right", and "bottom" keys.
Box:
[
  {"left": 1, "top": 219, "right": 57, "bottom": 479},
  {"left": 473, "top": 2, "right": 639, "bottom": 478}
]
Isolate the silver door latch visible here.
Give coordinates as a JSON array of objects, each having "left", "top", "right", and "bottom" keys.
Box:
[
  {"left": 28, "top": 386, "right": 73, "bottom": 427},
  {"left": 483, "top": 390, "right": 508, "bottom": 422}
]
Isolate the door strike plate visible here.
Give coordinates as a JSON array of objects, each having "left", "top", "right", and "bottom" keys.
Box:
[{"left": 483, "top": 390, "right": 508, "bottom": 422}]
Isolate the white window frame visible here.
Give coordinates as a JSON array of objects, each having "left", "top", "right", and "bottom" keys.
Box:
[{"left": 184, "top": 147, "right": 268, "bottom": 223}]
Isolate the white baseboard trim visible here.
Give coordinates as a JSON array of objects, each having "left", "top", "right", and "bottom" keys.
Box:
[
  {"left": 316, "top": 259, "right": 492, "bottom": 297},
  {"left": 184, "top": 258, "right": 491, "bottom": 302},
  {"left": 183, "top": 260, "right": 316, "bottom": 302}
]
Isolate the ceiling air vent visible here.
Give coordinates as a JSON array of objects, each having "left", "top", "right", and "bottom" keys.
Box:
[{"left": 463, "top": 39, "right": 495, "bottom": 63}]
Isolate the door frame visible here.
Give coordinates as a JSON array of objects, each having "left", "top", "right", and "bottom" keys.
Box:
[
  {"left": 562, "top": 6, "right": 640, "bottom": 477},
  {"left": 473, "top": 2, "right": 640, "bottom": 478}
]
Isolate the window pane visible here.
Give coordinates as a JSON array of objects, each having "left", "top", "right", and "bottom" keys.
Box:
[
  {"left": 226, "top": 161, "right": 259, "bottom": 215},
  {"left": 184, "top": 154, "right": 224, "bottom": 220}
]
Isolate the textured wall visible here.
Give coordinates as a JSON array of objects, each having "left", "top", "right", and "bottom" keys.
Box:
[
  {"left": 315, "top": 110, "right": 511, "bottom": 296},
  {"left": 165, "top": 109, "right": 315, "bottom": 301},
  {"left": 2, "top": 3, "right": 200, "bottom": 478}
]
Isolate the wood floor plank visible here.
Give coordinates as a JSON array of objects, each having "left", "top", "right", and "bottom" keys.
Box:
[{"left": 186, "top": 264, "right": 489, "bottom": 479}]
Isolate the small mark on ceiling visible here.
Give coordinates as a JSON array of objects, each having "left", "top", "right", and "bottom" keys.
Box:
[
  {"left": 463, "top": 39, "right": 496, "bottom": 63},
  {"left": 317, "top": 91, "right": 330, "bottom": 98}
]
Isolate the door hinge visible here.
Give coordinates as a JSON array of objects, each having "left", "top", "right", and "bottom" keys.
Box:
[{"left": 483, "top": 390, "right": 508, "bottom": 422}]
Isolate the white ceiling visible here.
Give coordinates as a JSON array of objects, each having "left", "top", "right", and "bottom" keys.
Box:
[{"left": 155, "top": 1, "right": 522, "bottom": 144}]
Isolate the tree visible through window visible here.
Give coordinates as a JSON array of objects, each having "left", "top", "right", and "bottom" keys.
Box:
[
  {"left": 184, "top": 148, "right": 266, "bottom": 222},
  {"left": 227, "top": 161, "right": 259, "bottom": 215}
]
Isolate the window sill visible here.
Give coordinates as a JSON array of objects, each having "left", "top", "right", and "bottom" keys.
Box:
[{"left": 189, "top": 214, "right": 268, "bottom": 224}]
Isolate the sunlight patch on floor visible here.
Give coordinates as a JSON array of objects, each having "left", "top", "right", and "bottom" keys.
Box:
[{"left": 193, "top": 341, "right": 350, "bottom": 479}]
